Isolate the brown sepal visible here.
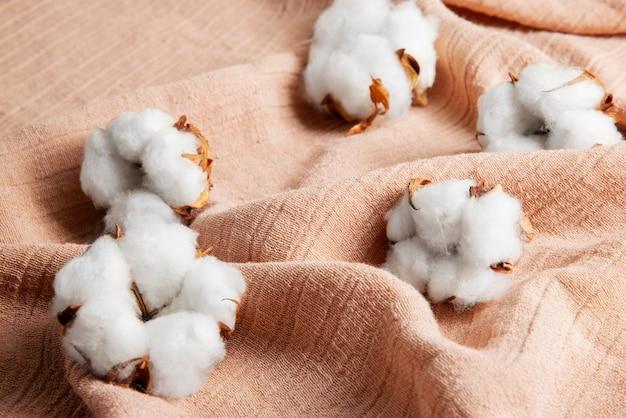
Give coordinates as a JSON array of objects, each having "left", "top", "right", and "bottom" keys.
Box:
[
  {"left": 57, "top": 304, "right": 81, "bottom": 329},
  {"left": 407, "top": 178, "right": 431, "bottom": 210},
  {"left": 490, "top": 261, "right": 514, "bottom": 274},
  {"left": 468, "top": 180, "right": 500, "bottom": 198},
  {"left": 196, "top": 245, "right": 214, "bottom": 258},
  {"left": 105, "top": 357, "right": 152, "bottom": 394},
  {"left": 508, "top": 72, "right": 518, "bottom": 83},
  {"left": 173, "top": 115, "right": 213, "bottom": 219},
  {"left": 218, "top": 322, "right": 232, "bottom": 341},
  {"left": 131, "top": 282, "right": 158, "bottom": 322}
]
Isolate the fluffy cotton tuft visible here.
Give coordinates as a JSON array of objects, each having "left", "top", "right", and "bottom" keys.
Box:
[
  {"left": 547, "top": 109, "right": 622, "bottom": 149},
  {"left": 106, "top": 108, "right": 175, "bottom": 162},
  {"left": 104, "top": 189, "right": 178, "bottom": 233},
  {"left": 80, "top": 128, "right": 141, "bottom": 208},
  {"left": 161, "top": 256, "right": 246, "bottom": 332},
  {"left": 303, "top": 0, "right": 438, "bottom": 132},
  {"left": 476, "top": 63, "right": 623, "bottom": 152},
  {"left": 146, "top": 312, "right": 225, "bottom": 398},
  {"left": 383, "top": 179, "right": 528, "bottom": 308}
]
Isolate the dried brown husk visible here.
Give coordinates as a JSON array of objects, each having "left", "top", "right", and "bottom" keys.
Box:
[
  {"left": 469, "top": 180, "right": 500, "bottom": 198},
  {"left": 57, "top": 304, "right": 81, "bottom": 333},
  {"left": 396, "top": 49, "right": 428, "bottom": 107},
  {"left": 520, "top": 214, "right": 534, "bottom": 242},
  {"left": 218, "top": 297, "right": 241, "bottom": 341},
  {"left": 604, "top": 103, "right": 626, "bottom": 135},
  {"left": 196, "top": 245, "right": 214, "bottom": 258},
  {"left": 407, "top": 177, "right": 431, "bottom": 210},
  {"left": 173, "top": 115, "right": 213, "bottom": 219},
  {"left": 321, "top": 94, "right": 355, "bottom": 122},
  {"left": 490, "top": 261, "right": 513, "bottom": 274},
  {"left": 131, "top": 282, "right": 158, "bottom": 322}
]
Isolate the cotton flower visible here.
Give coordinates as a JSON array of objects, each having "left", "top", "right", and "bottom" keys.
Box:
[
  {"left": 476, "top": 64, "right": 623, "bottom": 151},
  {"left": 383, "top": 179, "right": 531, "bottom": 309},
  {"left": 304, "top": 0, "right": 438, "bottom": 134},
  {"left": 54, "top": 109, "right": 244, "bottom": 399}
]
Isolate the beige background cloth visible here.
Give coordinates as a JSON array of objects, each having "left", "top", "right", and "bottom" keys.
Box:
[{"left": 0, "top": 0, "right": 625, "bottom": 416}]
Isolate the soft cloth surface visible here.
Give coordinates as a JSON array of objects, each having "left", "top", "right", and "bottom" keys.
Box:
[{"left": 0, "top": 0, "right": 625, "bottom": 417}]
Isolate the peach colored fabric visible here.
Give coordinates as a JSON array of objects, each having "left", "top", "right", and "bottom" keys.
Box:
[{"left": 0, "top": 0, "right": 625, "bottom": 417}]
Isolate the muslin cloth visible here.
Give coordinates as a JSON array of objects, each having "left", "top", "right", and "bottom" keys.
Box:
[{"left": 0, "top": 0, "right": 624, "bottom": 416}]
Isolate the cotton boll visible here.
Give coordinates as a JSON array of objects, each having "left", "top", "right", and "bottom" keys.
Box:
[
  {"left": 383, "top": 237, "right": 431, "bottom": 292},
  {"left": 104, "top": 189, "right": 179, "bottom": 233},
  {"left": 409, "top": 179, "right": 475, "bottom": 254},
  {"left": 52, "top": 236, "right": 136, "bottom": 316},
  {"left": 385, "top": 194, "right": 416, "bottom": 242},
  {"left": 311, "top": 0, "right": 390, "bottom": 47},
  {"left": 146, "top": 312, "right": 225, "bottom": 398},
  {"left": 481, "top": 133, "right": 546, "bottom": 152},
  {"left": 547, "top": 109, "right": 623, "bottom": 149},
  {"left": 382, "top": 0, "right": 438, "bottom": 93},
  {"left": 106, "top": 108, "right": 175, "bottom": 162},
  {"left": 62, "top": 299, "right": 148, "bottom": 377},
  {"left": 425, "top": 256, "right": 459, "bottom": 303},
  {"left": 161, "top": 256, "right": 246, "bottom": 332},
  {"left": 516, "top": 64, "right": 606, "bottom": 122},
  {"left": 118, "top": 218, "right": 198, "bottom": 312},
  {"left": 459, "top": 187, "right": 523, "bottom": 267},
  {"left": 477, "top": 82, "right": 543, "bottom": 140},
  {"left": 142, "top": 126, "right": 207, "bottom": 208},
  {"left": 453, "top": 266, "right": 512, "bottom": 309},
  {"left": 80, "top": 128, "right": 141, "bottom": 208}
]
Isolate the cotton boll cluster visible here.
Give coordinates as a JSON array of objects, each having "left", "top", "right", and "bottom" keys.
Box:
[
  {"left": 383, "top": 178, "right": 532, "bottom": 309},
  {"left": 52, "top": 109, "right": 246, "bottom": 399},
  {"left": 81, "top": 109, "right": 212, "bottom": 218},
  {"left": 477, "top": 64, "right": 624, "bottom": 151},
  {"left": 304, "top": 0, "right": 438, "bottom": 135}
]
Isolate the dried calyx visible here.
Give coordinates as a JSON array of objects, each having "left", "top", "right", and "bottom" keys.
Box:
[
  {"left": 383, "top": 177, "right": 532, "bottom": 309},
  {"left": 477, "top": 64, "right": 624, "bottom": 152}
]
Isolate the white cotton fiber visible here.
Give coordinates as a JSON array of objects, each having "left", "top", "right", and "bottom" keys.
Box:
[
  {"left": 453, "top": 266, "right": 512, "bottom": 309},
  {"left": 383, "top": 179, "right": 525, "bottom": 308},
  {"left": 425, "top": 256, "right": 458, "bottom": 303},
  {"left": 52, "top": 235, "right": 136, "bottom": 316},
  {"left": 481, "top": 134, "right": 545, "bottom": 153},
  {"left": 106, "top": 109, "right": 175, "bottom": 162},
  {"left": 382, "top": 236, "right": 431, "bottom": 292},
  {"left": 547, "top": 109, "right": 623, "bottom": 149},
  {"left": 62, "top": 299, "right": 148, "bottom": 377},
  {"left": 459, "top": 187, "right": 523, "bottom": 267},
  {"left": 118, "top": 218, "right": 198, "bottom": 312},
  {"left": 161, "top": 256, "right": 246, "bottom": 331},
  {"left": 104, "top": 189, "right": 178, "bottom": 233},
  {"left": 385, "top": 194, "right": 416, "bottom": 242},
  {"left": 311, "top": 0, "right": 390, "bottom": 48},
  {"left": 80, "top": 128, "right": 141, "bottom": 208},
  {"left": 515, "top": 64, "right": 606, "bottom": 122},
  {"left": 142, "top": 126, "right": 207, "bottom": 208},
  {"left": 409, "top": 179, "right": 475, "bottom": 254},
  {"left": 382, "top": 0, "right": 438, "bottom": 93},
  {"left": 476, "top": 82, "right": 543, "bottom": 140},
  {"left": 146, "top": 312, "right": 225, "bottom": 398}
]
